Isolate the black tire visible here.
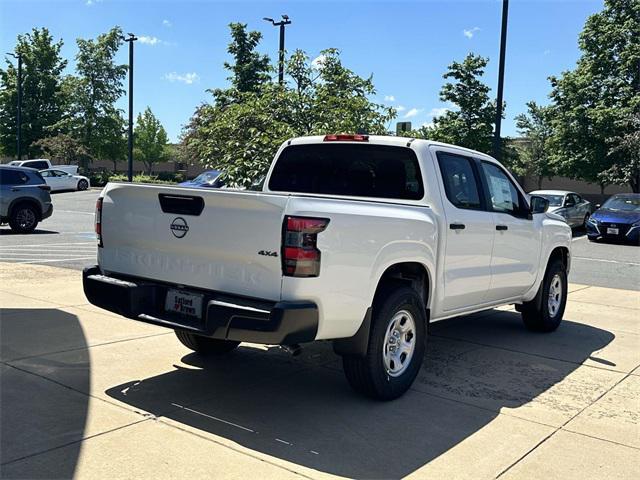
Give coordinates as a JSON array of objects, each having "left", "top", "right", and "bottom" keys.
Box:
[
  {"left": 174, "top": 330, "right": 240, "bottom": 355},
  {"left": 342, "top": 286, "right": 426, "bottom": 400},
  {"left": 8, "top": 203, "right": 39, "bottom": 234},
  {"left": 521, "top": 259, "right": 567, "bottom": 332},
  {"left": 77, "top": 179, "right": 89, "bottom": 191},
  {"left": 582, "top": 213, "right": 590, "bottom": 228}
]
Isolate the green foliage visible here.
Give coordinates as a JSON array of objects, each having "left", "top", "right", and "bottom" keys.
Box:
[
  {"left": 134, "top": 107, "right": 169, "bottom": 174},
  {"left": 211, "top": 23, "right": 271, "bottom": 106},
  {"left": 33, "top": 133, "right": 92, "bottom": 168},
  {"left": 548, "top": 0, "right": 639, "bottom": 188},
  {"left": 598, "top": 112, "right": 640, "bottom": 192},
  {"left": 0, "top": 28, "right": 68, "bottom": 158},
  {"left": 63, "top": 27, "right": 127, "bottom": 163},
  {"left": 108, "top": 173, "right": 176, "bottom": 184},
  {"left": 428, "top": 54, "right": 498, "bottom": 154},
  {"left": 514, "top": 101, "right": 555, "bottom": 188},
  {"left": 182, "top": 25, "right": 395, "bottom": 188}
]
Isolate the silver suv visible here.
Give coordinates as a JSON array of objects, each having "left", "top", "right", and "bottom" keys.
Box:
[{"left": 0, "top": 165, "right": 53, "bottom": 233}]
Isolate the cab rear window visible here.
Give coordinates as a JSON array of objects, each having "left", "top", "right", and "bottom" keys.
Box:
[{"left": 268, "top": 144, "right": 424, "bottom": 200}]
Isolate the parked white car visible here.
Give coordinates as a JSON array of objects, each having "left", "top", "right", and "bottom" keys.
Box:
[
  {"left": 8, "top": 159, "right": 78, "bottom": 175},
  {"left": 529, "top": 190, "right": 592, "bottom": 228},
  {"left": 84, "top": 135, "right": 571, "bottom": 400},
  {"left": 40, "top": 169, "right": 90, "bottom": 192}
]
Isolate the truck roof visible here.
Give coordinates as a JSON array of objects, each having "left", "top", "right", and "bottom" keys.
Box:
[{"left": 286, "top": 135, "right": 497, "bottom": 162}]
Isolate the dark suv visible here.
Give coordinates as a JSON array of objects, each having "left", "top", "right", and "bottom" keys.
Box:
[{"left": 0, "top": 165, "right": 53, "bottom": 233}]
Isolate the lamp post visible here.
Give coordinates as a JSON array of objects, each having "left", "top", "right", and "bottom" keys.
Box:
[
  {"left": 124, "top": 33, "right": 137, "bottom": 181},
  {"left": 492, "top": 0, "right": 509, "bottom": 161},
  {"left": 7, "top": 52, "right": 22, "bottom": 160},
  {"left": 263, "top": 15, "right": 291, "bottom": 85}
]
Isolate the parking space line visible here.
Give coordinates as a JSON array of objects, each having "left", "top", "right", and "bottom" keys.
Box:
[
  {"left": 0, "top": 253, "right": 95, "bottom": 257},
  {"left": 5, "top": 257, "right": 95, "bottom": 264},
  {"left": 573, "top": 256, "right": 640, "bottom": 266},
  {"left": 0, "top": 242, "right": 94, "bottom": 248}
]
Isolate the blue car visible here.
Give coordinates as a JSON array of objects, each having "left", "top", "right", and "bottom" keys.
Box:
[
  {"left": 586, "top": 193, "right": 640, "bottom": 244},
  {"left": 179, "top": 170, "right": 224, "bottom": 188}
]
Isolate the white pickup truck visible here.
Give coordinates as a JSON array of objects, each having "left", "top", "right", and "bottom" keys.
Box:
[
  {"left": 83, "top": 135, "right": 571, "bottom": 400},
  {"left": 8, "top": 159, "right": 78, "bottom": 175}
]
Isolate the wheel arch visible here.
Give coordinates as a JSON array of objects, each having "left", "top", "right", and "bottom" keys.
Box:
[
  {"left": 8, "top": 197, "right": 43, "bottom": 221},
  {"left": 334, "top": 261, "right": 432, "bottom": 358}
]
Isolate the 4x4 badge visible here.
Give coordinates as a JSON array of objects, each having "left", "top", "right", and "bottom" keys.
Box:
[{"left": 258, "top": 250, "right": 278, "bottom": 257}]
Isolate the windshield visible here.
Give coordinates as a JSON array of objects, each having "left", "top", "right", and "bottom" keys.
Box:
[
  {"left": 601, "top": 196, "right": 640, "bottom": 212},
  {"left": 536, "top": 194, "right": 564, "bottom": 206},
  {"left": 193, "top": 171, "right": 220, "bottom": 184}
]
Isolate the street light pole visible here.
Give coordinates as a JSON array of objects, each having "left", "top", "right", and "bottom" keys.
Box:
[
  {"left": 492, "top": 0, "right": 509, "bottom": 161},
  {"left": 124, "top": 33, "right": 137, "bottom": 182},
  {"left": 263, "top": 15, "right": 291, "bottom": 85},
  {"left": 7, "top": 52, "right": 22, "bottom": 160}
]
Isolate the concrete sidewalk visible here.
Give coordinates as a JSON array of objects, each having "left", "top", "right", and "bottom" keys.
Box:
[{"left": 0, "top": 262, "right": 638, "bottom": 479}]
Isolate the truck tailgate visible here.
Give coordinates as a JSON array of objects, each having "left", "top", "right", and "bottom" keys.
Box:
[{"left": 98, "top": 183, "right": 289, "bottom": 301}]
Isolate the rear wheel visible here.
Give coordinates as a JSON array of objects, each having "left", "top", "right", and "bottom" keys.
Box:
[
  {"left": 77, "top": 179, "right": 89, "bottom": 191},
  {"left": 9, "top": 203, "right": 39, "bottom": 234},
  {"left": 342, "top": 286, "right": 426, "bottom": 400},
  {"left": 521, "top": 258, "right": 567, "bottom": 332},
  {"left": 174, "top": 330, "right": 240, "bottom": 355}
]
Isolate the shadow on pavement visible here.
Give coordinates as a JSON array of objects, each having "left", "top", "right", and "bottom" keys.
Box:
[
  {"left": 106, "top": 311, "right": 614, "bottom": 478},
  {"left": 0, "top": 308, "right": 89, "bottom": 479},
  {"left": 0, "top": 228, "right": 59, "bottom": 235}
]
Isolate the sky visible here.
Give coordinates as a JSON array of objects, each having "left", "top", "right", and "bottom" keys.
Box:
[{"left": 1, "top": 0, "right": 604, "bottom": 143}]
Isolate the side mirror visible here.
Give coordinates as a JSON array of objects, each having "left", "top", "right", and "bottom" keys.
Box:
[
  {"left": 595, "top": 203, "right": 601, "bottom": 210},
  {"left": 530, "top": 195, "right": 549, "bottom": 214}
]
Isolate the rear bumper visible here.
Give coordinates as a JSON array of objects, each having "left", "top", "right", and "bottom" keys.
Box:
[
  {"left": 41, "top": 203, "right": 53, "bottom": 220},
  {"left": 82, "top": 266, "right": 318, "bottom": 345}
]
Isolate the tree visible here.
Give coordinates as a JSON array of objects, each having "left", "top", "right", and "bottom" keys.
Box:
[
  {"left": 211, "top": 23, "right": 271, "bottom": 105},
  {"left": 0, "top": 28, "right": 68, "bottom": 158},
  {"left": 134, "top": 107, "right": 169, "bottom": 174},
  {"left": 421, "top": 54, "right": 498, "bottom": 154},
  {"left": 63, "top": 27, "right": 127, "bottom": 163},
  {"left": 548, "top": 0, "right": 639, "bottom": 191},
  {"left": 33, "top": 133, "right": 92, "bottom": 168},
  {"left": 597, "top": 112, "right": 640, "bottom": 192},
  {"left": 514, "top": 101, "right": 555, "bottom": 189},
  {"left": 182, "top": 27, "right": 394, "bottom": 188},
  {"left": 182, "top": 54, "right": 394, "bottom": 187}
]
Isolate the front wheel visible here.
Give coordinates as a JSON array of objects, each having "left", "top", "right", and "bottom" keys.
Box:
[
  {"left": 342, "top": 286, "right": 426, "bottom": 400},
  {"left": 521, "top": 259, "right": 567, "bottom": 332},
  {"left": 582, "top": 213, "right": 590, "bottom": 228},
  {"left": 77, "top": 179, "right": 89, "bottom": 191},
  {"left": 174, "top": 330, "right": 240, "bottom": 355}
]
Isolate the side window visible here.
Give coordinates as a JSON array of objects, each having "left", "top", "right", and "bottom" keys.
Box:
[
  {"left": 436, "top": 152, "right": 482, "bottom": 210},
  {"left": 40, "top": 170, "right": 52, "bottom": 178},
  {"left": 480, "top": 162, "right": 525, "bottom": 216},
  {"left": 0, "top": 170, "right": 28, "bottom": 185}
]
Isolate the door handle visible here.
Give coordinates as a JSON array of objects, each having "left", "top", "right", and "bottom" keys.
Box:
[
  {"left": 496, "top": 225, "right": 508, "bottom": 231},
  {"left": 449, "top": 223, "right": 466, "bottom": 230}
]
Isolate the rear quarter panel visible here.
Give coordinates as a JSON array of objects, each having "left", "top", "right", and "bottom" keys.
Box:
[{"left": 282, "top": 196, "right": 437, "bottom": 340}]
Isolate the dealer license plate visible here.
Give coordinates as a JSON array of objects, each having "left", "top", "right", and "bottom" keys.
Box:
[
  {"left": 165, "top": 289, "right": 203, "bottom": 318},
  {"left": 607, "top": 228, "right": 619, "bottom": 235}
]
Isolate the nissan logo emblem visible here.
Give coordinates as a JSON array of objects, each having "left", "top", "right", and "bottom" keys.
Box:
[{"left": 170, "top": 217, "right": 189, "bottom": 238}]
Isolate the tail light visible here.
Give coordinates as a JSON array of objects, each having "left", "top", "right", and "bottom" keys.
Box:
[
  {"left": 323, "top": 134, "right": 369, "bottom": 142},
  {"left": 37, "top": 184, "right": 51, "bottom": 191},
  {"left": 282, "top": 216, "right": 329, "bottom": 277},
  {"left": 95, "top": 197, "right": 103, "bottom": 247}
]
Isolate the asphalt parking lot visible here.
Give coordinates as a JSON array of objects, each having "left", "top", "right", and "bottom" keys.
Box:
[{"left": 1, "top": 189, "right": 638, "bottom": 290}]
